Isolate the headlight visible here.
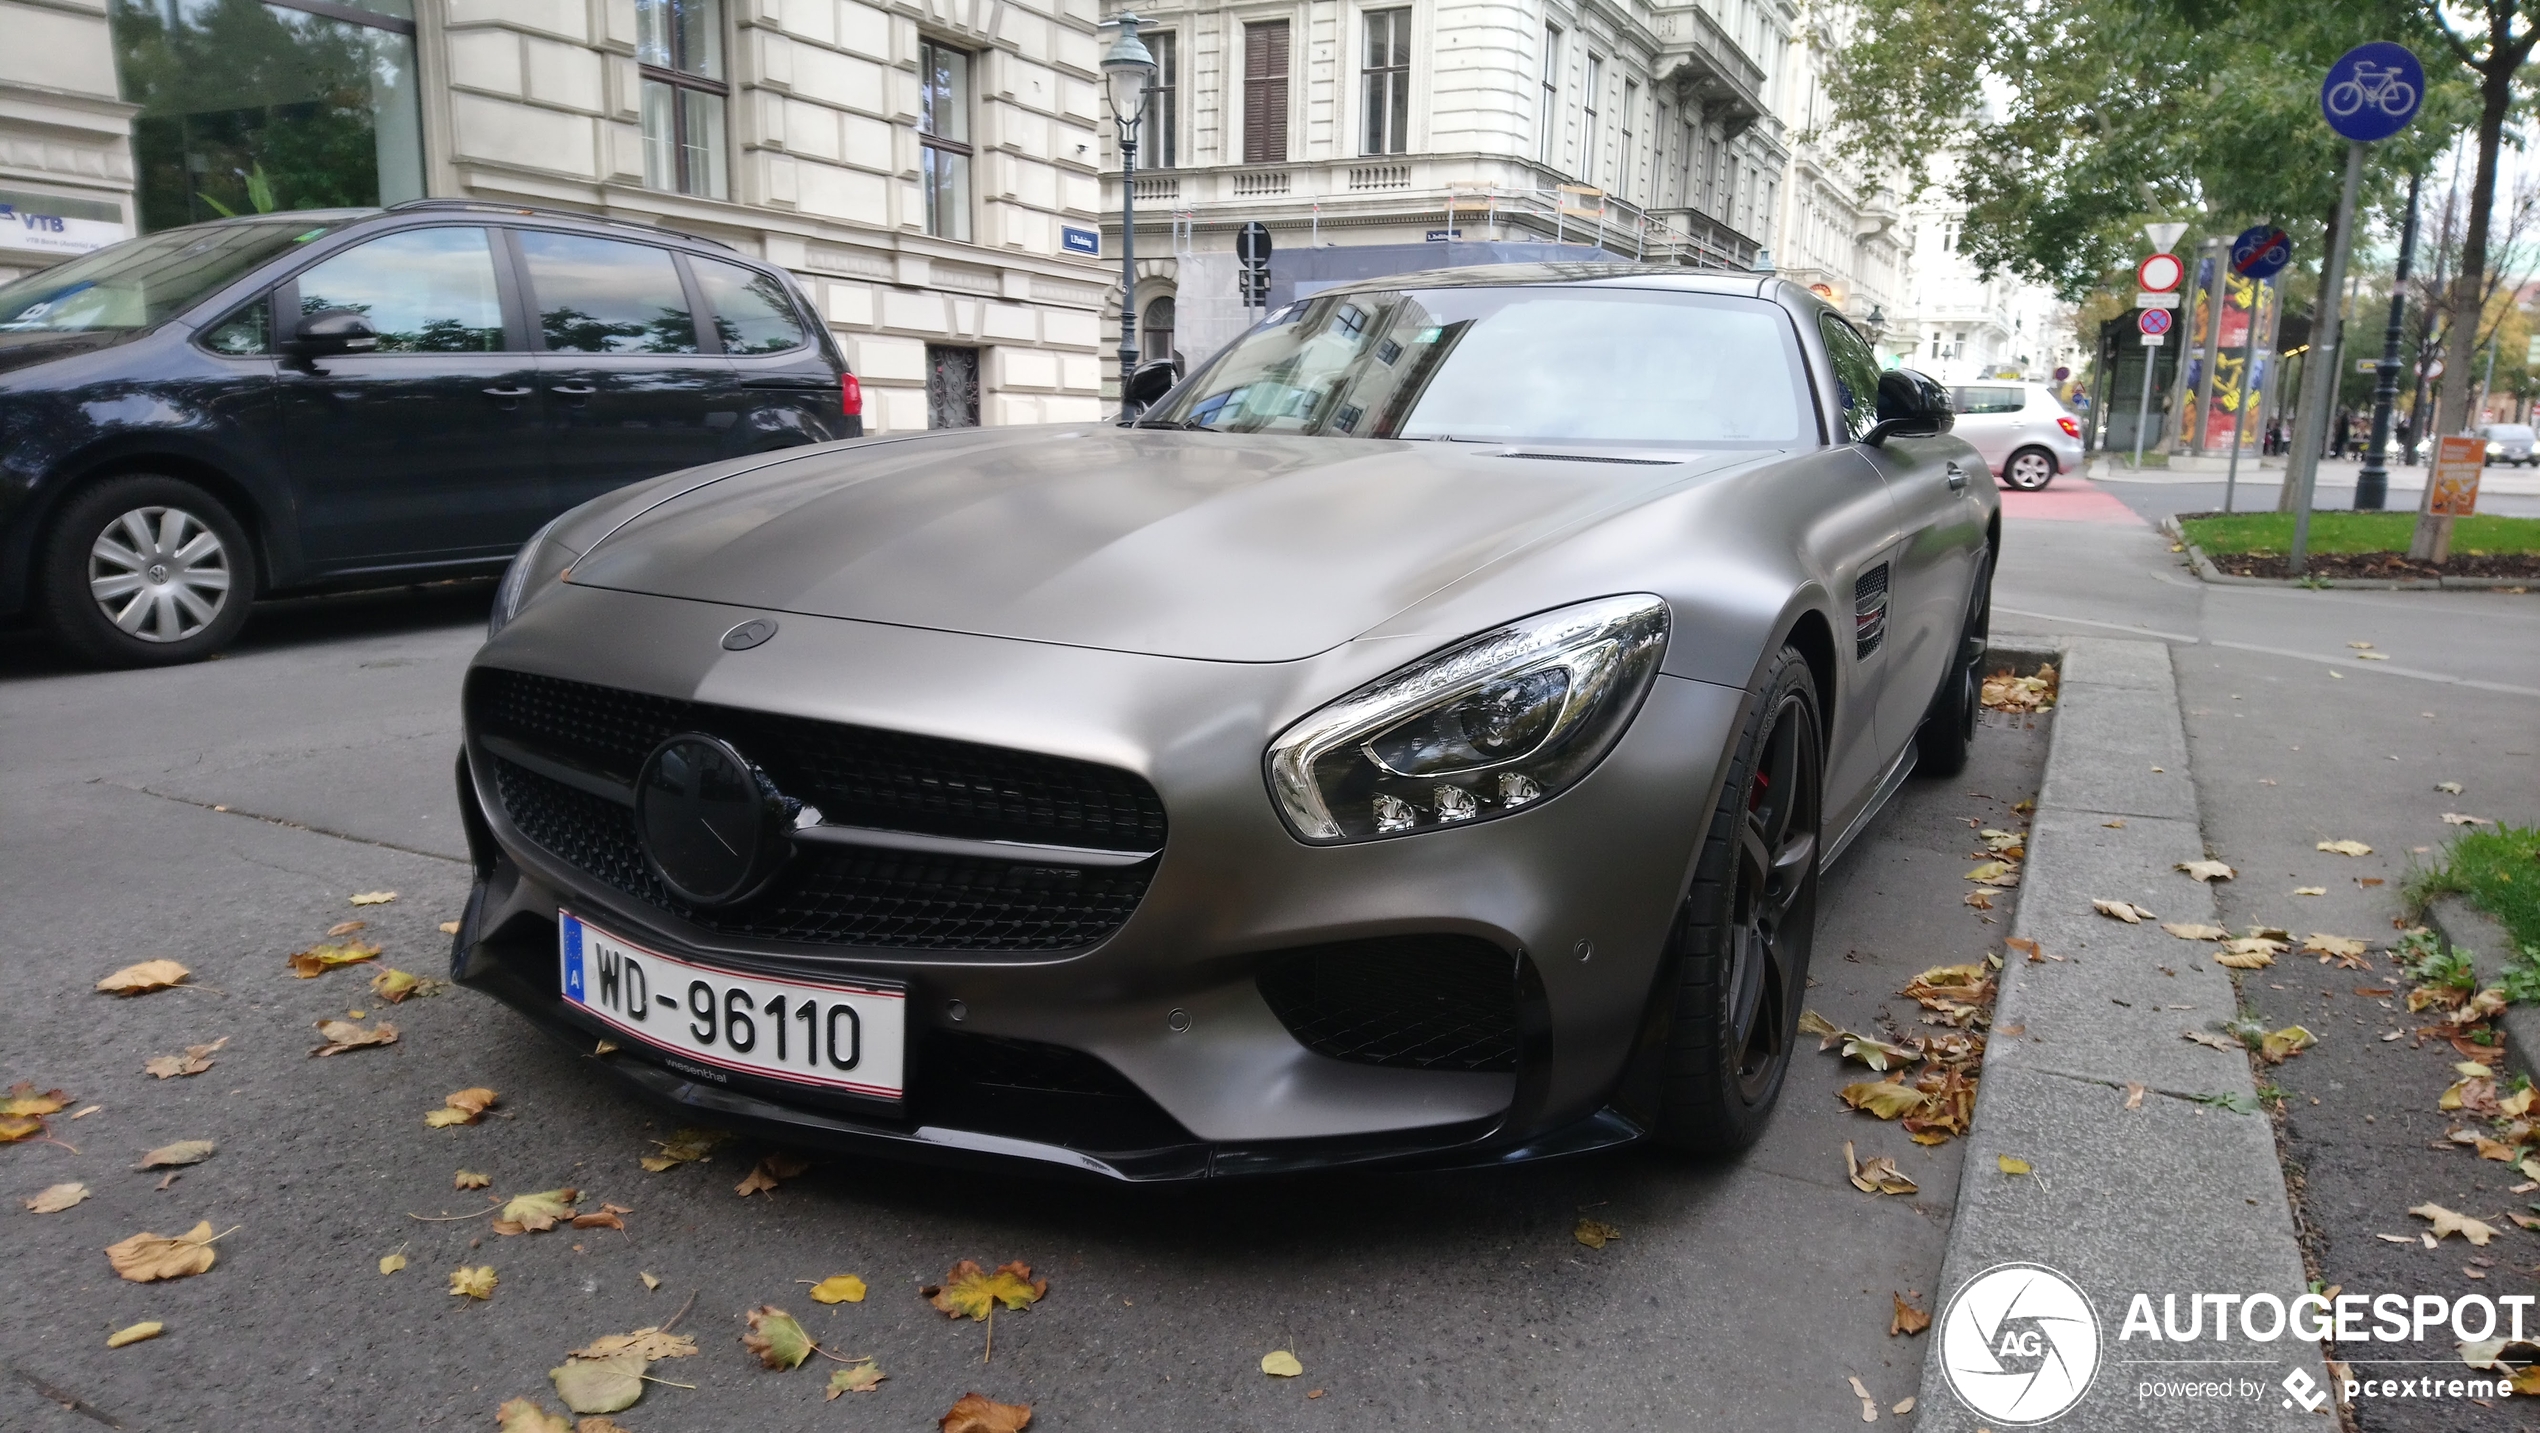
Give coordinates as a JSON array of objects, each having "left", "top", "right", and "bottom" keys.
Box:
[
  {"left": 1266, "top": 594, "right": 1669, "bottom": 842},
  {"left": 2487, "top": 443, "right": 2506, "bottom": 456},
  {"left": 487, "top": 516, "right": 571, "bottom": 640}
]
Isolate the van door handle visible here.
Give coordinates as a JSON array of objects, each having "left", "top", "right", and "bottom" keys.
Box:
[
  {"left": 1945, "top": 461, "right": 1968, "bottom": 491},
  {"left": 550, "top": 384, "right": 597, "bottom": 397},
  {"left": 482, "top": 385, "right": 532, "bottom": 398}
]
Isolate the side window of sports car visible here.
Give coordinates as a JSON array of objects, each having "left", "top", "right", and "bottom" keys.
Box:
[{"left": 1817, "top": 312, "right": 1881, "bottom": 442}]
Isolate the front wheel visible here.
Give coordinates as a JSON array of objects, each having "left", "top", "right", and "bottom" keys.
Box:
[
  {"left": 1651, "top": 646, "right": 1822, "bottom": 1155},
  {"left": 39, "top": 474, "right": 256, "bottom": 668},
  {"left": 2001, "top": 447, "right": 2057, "bottom": 490}
]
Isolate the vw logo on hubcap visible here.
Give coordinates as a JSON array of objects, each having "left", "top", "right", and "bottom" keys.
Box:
[{"left": 633, "top": 734, "right": 794, "bottom": 906}]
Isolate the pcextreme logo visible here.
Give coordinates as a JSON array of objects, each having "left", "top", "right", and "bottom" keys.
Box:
[{"left": 1939, "top": 1263, "right": 2103, "bottom": 1425}]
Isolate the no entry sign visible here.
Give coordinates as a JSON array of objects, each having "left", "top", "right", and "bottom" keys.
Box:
[{"left": 2138, "top": 253, "right": 2186, "bottom": 293}]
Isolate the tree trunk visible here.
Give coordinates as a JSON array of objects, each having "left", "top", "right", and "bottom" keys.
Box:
[{"left": 2416, "top": 35, "right": 2522, "bottom": 561}]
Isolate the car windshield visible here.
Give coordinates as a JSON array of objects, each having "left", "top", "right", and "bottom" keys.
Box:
[
  {"left": 0, "top": 220, "right": 347, "bottom": 334},
  {"left": 2487, "top": 425, "right": 2534, "bottom": 441},
  {"left": 1141, "top": 285, "right": 1812, "bottom": 447}
]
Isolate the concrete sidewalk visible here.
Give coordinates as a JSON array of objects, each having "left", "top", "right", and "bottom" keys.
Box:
[{"left": 1915, "top": 639, "right": 2329, "bottom": 1431}]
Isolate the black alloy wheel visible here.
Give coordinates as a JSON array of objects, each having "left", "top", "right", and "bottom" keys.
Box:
[
  {"left": 1651, "top": 645, "right": 1822, "bottom": 1153},
  {"left": 1913, "top": 549, "right": 1994, "bottom": 779}
]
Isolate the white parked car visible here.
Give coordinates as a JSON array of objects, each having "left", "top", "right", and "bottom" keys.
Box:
[{"left": 1949, "top": 381, "right": 2085, "bottom": 490}]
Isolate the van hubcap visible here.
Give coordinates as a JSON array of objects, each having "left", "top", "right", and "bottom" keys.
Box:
[{"left": 89, "top": 506, "right": 231, "bottom": 643}]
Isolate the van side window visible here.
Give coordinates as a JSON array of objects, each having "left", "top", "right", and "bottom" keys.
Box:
[
  {"left": 1816, "top": 312, "right": 1881, "bottom": 442},
  {"left": 517, "top": 231, "right": 700, "bottom": 355},
  {"left": 693, "top": 257, "right": 808, "bottom": 355},
  {"left": 295, "top": 227, "right": 505, "bottom": 352}
]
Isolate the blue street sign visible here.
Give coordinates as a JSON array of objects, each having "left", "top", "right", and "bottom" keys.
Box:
[
  {"left": 2320, "top": 43, "right": 2424, "bottom": 143},
  {"left": 2230, "top": 224, "right": 2292, "bottom": 281},
  {"left": 2139, "top": 308, "right": 2173, "bottom": 336},
  {"left": 1060, "top": 226, "right": 1100, "bottom": 255}
]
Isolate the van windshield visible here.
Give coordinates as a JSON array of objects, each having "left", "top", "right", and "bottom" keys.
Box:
[
  {"left": 1139, "top": 286, "right": 1812, "bottom": 447},
  {"left": 0, "top": 220, "right": 346, "bottom": 335}
]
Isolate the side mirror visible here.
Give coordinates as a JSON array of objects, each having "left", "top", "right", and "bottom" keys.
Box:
[
  {"left": 282, "top": 307, "right": 379, "bottom": 359},
  {"left": 1124, "top": 358, "right": 1181, "bottom": 409},
  {"left": 1864, "top": 368, "right": 1953, "bottom": 445}
]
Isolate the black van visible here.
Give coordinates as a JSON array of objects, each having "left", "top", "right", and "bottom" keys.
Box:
[{"left": 0, "top": 201, "right": 862, "bottom": 666}]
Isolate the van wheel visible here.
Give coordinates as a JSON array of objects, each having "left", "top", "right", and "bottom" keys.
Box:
[
  {"left": 2002, "top": 448, "right": 2057, "bottom": 490},
  {"left": 40, "top": 475, "right": 255, "bottom": 668}
]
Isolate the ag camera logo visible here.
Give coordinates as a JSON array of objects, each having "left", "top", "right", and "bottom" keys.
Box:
[{"left": 1940, "top": 1263, "right": 2103, "bottom": 1424}]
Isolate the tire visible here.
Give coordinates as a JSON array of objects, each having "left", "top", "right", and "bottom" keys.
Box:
[
  {"left": 1651, "top": 646, "right": 1822, "bottom": 1155},
  {"left": 1914, "top": 549, "right": 1994, "bottom": 779},
  {"left": 2001, "top": 447, "right": 2057, "bottom": 490},
  {"left": 39, "top": 474, "right": 255, "bottom": 668}
]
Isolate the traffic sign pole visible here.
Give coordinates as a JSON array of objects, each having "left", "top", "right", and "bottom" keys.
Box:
[
  {"left": 2286, "top": 141, "right": 2367, "bottom": 571},
  {"left": 2357, "top": 170, "right": 2421, "bottom": 510}
]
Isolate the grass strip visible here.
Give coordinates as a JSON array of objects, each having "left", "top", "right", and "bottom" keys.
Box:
[
  {"left": 2408, "top": 823, "right": 2540, "bottom": 951},
  {"left": 2179, "top": 511, "right": 2540, "bottom": 557}
]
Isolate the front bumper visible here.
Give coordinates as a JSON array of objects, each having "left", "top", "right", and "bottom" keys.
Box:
[{"left": 453, "top": 583, "right": 1748, "bottom": 1178}]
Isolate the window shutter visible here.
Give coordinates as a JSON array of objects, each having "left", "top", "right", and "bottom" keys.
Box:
[{"left": 1244, "top": 21, "right": 1289, "bottom": 165}]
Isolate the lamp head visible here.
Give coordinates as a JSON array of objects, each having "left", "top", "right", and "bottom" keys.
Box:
[{"left": 1102, "top": 15, "right": 1158, "bottom": 130}]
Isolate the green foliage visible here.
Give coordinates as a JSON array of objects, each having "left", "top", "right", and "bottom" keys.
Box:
[
  {"left": 2394, "top": 925, "right": 2477, "bottom": 992},
  {"left": 2179, "top": 511, "right": 2540, "bottom": 555},
  {"left": 2411, "top": 824, "right": 2540, "bottom": 951},
  {"left": 1827, "top": 0, "right": 2470, "bottom": 297},
  {"left": 2499, "top": 945, "right": 2540, "bottom": 1005}
]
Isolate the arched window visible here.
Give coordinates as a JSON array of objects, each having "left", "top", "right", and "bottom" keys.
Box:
[{"left": 1141, "top": 296, "right": 1176, "bottom": 364}]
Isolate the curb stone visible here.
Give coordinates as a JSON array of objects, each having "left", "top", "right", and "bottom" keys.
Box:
[
  {"left": 1913, "top": 638, "right": 2331, "bottom": 1431},
  {"left": 2155, "top": 514, "right": 2536, "bottom": 591},
  {"left": 2428, "top": 894, "right": 2539, "bottom": 1084}
]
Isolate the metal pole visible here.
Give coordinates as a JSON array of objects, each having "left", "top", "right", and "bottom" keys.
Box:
[
  {"left": 2132, "top": 338, "right": 2157, "bottom": 469},
  {"left": 2289, "top": 141, "right": 2367, "bottom": 575},
  {"left": 2358, "top": 170, "right": 2420, "bottom": 509},
  {"left": 2225, "top": 278, "right": 2265, "bottom": 513},
  {"left": 1117, "top": 132, "right": 1138, "bottom": 421}
]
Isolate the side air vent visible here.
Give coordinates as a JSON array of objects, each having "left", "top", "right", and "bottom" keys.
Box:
[
  {"left": 1854, "top": 563, "right": 1890, "bottom": 659},
  {"left": 1257, "top": 936, "right": 1521, "bottom": 1073}
]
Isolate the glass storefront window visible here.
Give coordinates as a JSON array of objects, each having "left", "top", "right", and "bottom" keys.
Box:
[{"left": 112, "top": 0, "right": 425, "bottom": 234}]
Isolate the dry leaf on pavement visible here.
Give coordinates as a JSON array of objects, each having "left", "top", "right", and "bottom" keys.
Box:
[
  {"left": 1965, "top": 861, "right": 2019, "bottom": 886},
  {"left": 106, "top": 1321, "right": 164, "bottom": 1348},
  {"left": 287, "top": 940, "right": 380, "bottom": 978},
  {"left": 570, "top": 1328, "right": 697, "bottom": 1362},
  {"left": 143, "top": 1037, "right": 228, "bottom": 1079},
  {"left": 2176, "top": 860, "right": 2236, "bottom": 883},
  {"left": 426, "top": 1088, "right": 499, "bottom": 1128},
  {"left": 550, "top": 1355, "right": 646, "bottom": 1416},
  {"left": 2259, "top": 1027, "right": 2317, "bottom": 1063},
  {"left": 495, "top": 1187, "right": 579, "bottom": 1234},
  {"left": 2294, "top": 886, "right": 2328, "bottom": 896},
  {"left": 494, "top": 1398, "right": 569, "bottom": 1433},
  {"left": 2, "top": 1081, "right": 72, "bottom": 1142},
  {"left": 2412, "top": 1203, "right": 2500, "bottom": 1246},
  {"left": 310, "top": 1018, "right": 398, "bottom": 1056},
  {"left": 1998, "top": 1155, "right": 2034, "bottom": 1175},
  {"left": 735, "top": 1153, "right": 809, "bottom": 1196},
  {"left": 941, "top": 1392, "right": 1034, "bottom": 1433},
  {"left": 455, "top": 1169, "right": 491, "bottom": 1189},
  {"left": 348, "top": 891, "right": 398, "bottom": 905},
  {"left": 1841, "top": 1079, "right": 1932, "bottom": 1120},
  {"left": 137, "top": 1140, "right": 214, "bottom": 1169},
  {"left": 2183, "top": 1029, "right": 2242, "bottom": 1051},
  {"left": 96, "top": 960, "right": 190, "bottom": 995},
  {"left": 439, "top": 920, "right": 462, "bottom": 935},
  {"left": 1262, "top": 1350, "right": 1305, "bottom": 1377},
  {"left": 741, "top": 1305, "right": 813, "bottom": 1369},
  {"left": 380, "top": 1252, "right": 407, "bottom": 1275},
  {"left": 571, "top": 1203, "right": 632, "bottom": 1231},
  {"left": 2161, "top": 923, "right": 2227, "bottom": 941},
  {"left": 2304, "top": 934, "right": 2369, "bottom": 967},
  {"left": 2092, "top": 899, "right": 2158, "bottom": 923},
  {"left": 2436, "top": 781, "right": 2465, "bottom": 794},
  {"left": 639, "top": 1272, "right": 661, "bottom": 1290},
  {"left": 809, "top": 1274, "right": 868, "bottom": 1304},
  {"left": 326, "top": 919, "right": 367, "bottom": 937},
  {"left": 1963, "top": 889, "right": 1995, "bottom": 910},
  {"left": 25, "top": 1182, "right": 88, "bottom": 1213},
  {"left": 639, "top": 1127, "right": 728, "bottom": 1172},
  {"left": 1891, "top": 1293, "right": 1932, "bottom": 1336},
  {"left": 372, "top": 968, "right": 444, "bottom": 1002},
  {"left": 826, "top": 1360, "right": 886, "bottom": 1397},
  {"left": 105, "top": 1221, "right": 220, "bottom": 1282},
  {"left": 2317, "top": 840, "right": 2373, "bottom": 857},
  {"left": 1845, "top": 1141, "right": 1918, "bottom": 1195},
  {"left": 450, "top": 1265, "right": 498, "bottom": 1299},
  {"left": 1573, "top": 1217, "right": 1623, "bottom": 1248},
  {"left": 1848, "top": 1374, "right": 1879, "bottom": 1422},
  {"left": 2445, "top": 813, "right": 2496, "bottom": 826},
  {"left": 926, "top": 1260, "right": 1050, "bottom": 1320}
]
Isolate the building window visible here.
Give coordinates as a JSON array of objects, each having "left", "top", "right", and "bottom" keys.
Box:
[
  {"left": 1619, "top": 79, "right": 1638, "bottom": 202},
  {"left": 1141, "top": 296, "right": 1175, "bottom": 364},
  {"left": 1361, "top": 9, "right": 1410, "bottom": 157},
  {"left": 1243, "top": 20, "right": 1291, "bottom": 165},
  {"left": 927, "top": 344, "right": 981, "bottom": 428},
  {"left": 919, "top": 40, "right": 973, "bottom": 242},
  {"left": 637, "top": 0, "right": 728, "bottom": 199},
  {"left": 1581, "top": 56, "right": 1601, "bottom": 187},
  {"left": 1538, "top": 25, "right": 1561, "bottom": 166},
  {"left": 1143, "top": 31, "right": 1177, "bottom": 168},
  {"left": 112, "top": 0, "right": 425, "bottom": 233}
]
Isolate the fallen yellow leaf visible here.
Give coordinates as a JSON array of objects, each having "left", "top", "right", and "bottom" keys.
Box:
[
  {"left": 809, "top": 1274, "right": 868, "bottom": 1304},
  {"left": 550, "top": 1354, "right": 646, "bottom": 1416},
  {"left": 940, "top": 1392, "right": 1034, "bottom": 1433},
  {"left": 25, "top": 1182, "right": 88, "bottom": 1213},
  {"left": 105, "top": 1221, "right": 220, "bottom": 1282},
  {"left": 494, "top": 1398, "right": 569, "bottom": 1433},
  {"left": 639, "top": 1127, "right": 729, "bottom": 1172},
  {"left": 1262, "top": 1349, "right": 1305, "bottom": 1377},
  {"left": 2092, "top": 898, "right": 2157, "bottom": 923},
  {"left": 570, "top": 1327, "right": 697, "bottom": 1362},
  {"left": 309, "top": 1018, "right": 398, "bottom": 1056},
  {"left": 2317, "top": 840, "right": 2373, "bottom": 857},
  {"left": 380, "top": 1252, "right": 408, "bottom": 1275},
  {"left": 1841, "top": 1080, "right": 1931, "bottom": 1120},
  {"left": 735, "top": 1153, "right": 809, "bottom": 1197},
  {"left": 2294, "top": 886, "right": 2328, "bottom": 896},
  {"left": 496, "top": 1187, "right": 579, "bottom": 1234},
  {"left": 2176, "top": 860, "right": 2235, "bottom": 883},
  {"left": 639, "top": 1271, "right": 661, "bottom": 1291},
  {"left": 349, "top": 890, "right": 398, "bottom": 905},
  {"left": 450, "top": 1265, "right": 498, "bottom": 1299},
  {"left": 1998, "top": 1155, "right": 2033, "bottom": 1175},
  {"left": 1845, "top": 1141, "right": 1918, "bottom": 1195},
  {"left": 826, "top": 1359, "right": 887, "bottom": 1397},
  {"left": 925, "top": 1260, "right": 1049, "bottom": 1320},
  {"left": 106, "top": 1321, "right": 164, "bottom": 1348},
  {"left": 287, "top": 940, "right": 379, "bottom": 978},
  {"left": 2411, "top": 1203, "right": 2499, "bottom": 1246},
  {"left": 455, "top": 1169, "right": 490, "bottom": 1189},
  {"left": 142, "top": 1037, "right": 228, "bottom": 1079},
  {"left": 1891, "top": 1293, "right": 1932, "bottom": 1336},
  {"left": 137, "top": 1140, "right": 214, "bottom": 1169},
  {"left": 2258, "top": 1026, "right": 2316, "bottom": 1063},
  {"left": 96, "top": 960, "right": 189, "bottom": 995},
  {"left": 741, "top": 1305, "right": 813, "bottom": 1369},
  {"left": 2161, "top": 923, "right": 2227, "bottom": 941}
]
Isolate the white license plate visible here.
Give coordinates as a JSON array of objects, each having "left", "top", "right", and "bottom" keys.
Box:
[{"left": 559, "top": 911, "right": 906, "bottom": 1103}]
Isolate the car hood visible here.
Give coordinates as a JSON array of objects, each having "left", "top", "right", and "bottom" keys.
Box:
[
  {"left": 0, "top": 329, "right": 136, "bottom": 378},
  {"left": 565, "top": 425, "right": 1758, "bottom": 662}
]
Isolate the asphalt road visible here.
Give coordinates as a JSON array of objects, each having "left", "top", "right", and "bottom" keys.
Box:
[
  {"left": 1990, "top": 469, "right": 2540, "bottom": 1431},
  {"left": 0, "top": 582, "right": 2045, "bottom": 1431}
]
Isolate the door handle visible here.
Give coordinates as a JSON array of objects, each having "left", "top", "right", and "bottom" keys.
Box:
[
  {"left": 550, "top": 383, "right": 597, "bottom": 397},
  {"left": 482, "top": 385, "right": 532, "bottom": 398},
  {"left": 1945, "top": 461, "right": 1968, "bottom": 491}
]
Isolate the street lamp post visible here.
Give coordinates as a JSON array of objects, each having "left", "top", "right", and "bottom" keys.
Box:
[{"left": 1101, "top": 15, "right": 1158, "bottom": 422}]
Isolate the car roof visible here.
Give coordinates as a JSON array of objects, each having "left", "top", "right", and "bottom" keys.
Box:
[
  {"left": 1298, "top": 261, "right": 1774, "bottom": 302},
  {"left": 165, "top": 201, "right": 747, "bottom": 261}
]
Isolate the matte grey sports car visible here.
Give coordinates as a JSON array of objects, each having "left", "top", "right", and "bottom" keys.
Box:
[{"left": 452, "top": 265, "right": 1996, "bottom": 1180}]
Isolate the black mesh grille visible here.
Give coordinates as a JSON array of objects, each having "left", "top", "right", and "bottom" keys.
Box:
[
  {"left": 469, "top": 667, "right": 1166, "bottom": 850},
  {"left": 1256, "top": 937, "right": 1521, "bottom": 1073},
  {"left": 472, "top": 665, "right": 1166, "bottom": 952},
  {"left": 914, "top": 1032, "right": 1196, "bottom": 1152}
]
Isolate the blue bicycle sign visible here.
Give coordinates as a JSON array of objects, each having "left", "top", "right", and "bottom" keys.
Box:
[
  {"left": 2321, "top": 42, "right": 2424, "bottom": 142},
  {"left": 2231, "top": 224, "right": 2292, "bottom": 281}
]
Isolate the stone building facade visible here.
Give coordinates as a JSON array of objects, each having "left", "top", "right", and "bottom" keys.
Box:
[
  {"left": 1765, "top": 0, "right": 1901, "bottom": 344},
  {"left": 6, "top": 0, "right": 1118, "bottom": 432},
  {"left": 0, "top": 0, "right": 137, "bottom": 284}
]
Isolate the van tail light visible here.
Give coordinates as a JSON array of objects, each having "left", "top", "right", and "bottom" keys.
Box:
[
  {"left": 2057, "top": 416, "right": 2080, "bottom": 439},
  {"left": 841, "top": 373, "right": 863, "bottom": 417}
]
